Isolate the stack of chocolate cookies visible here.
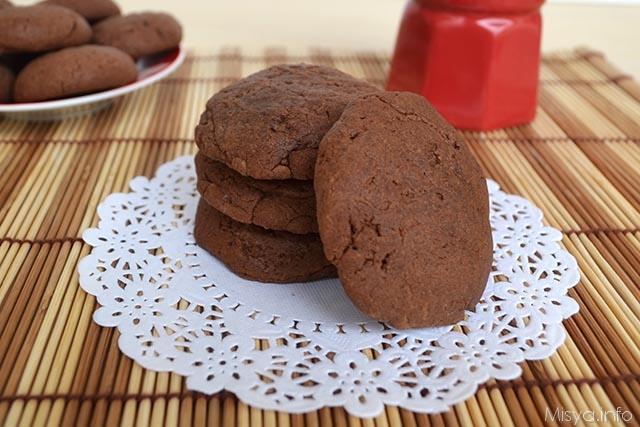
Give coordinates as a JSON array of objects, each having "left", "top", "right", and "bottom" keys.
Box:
[
  {"left": 194, "top": 64, "right": 494, "bottom": 329},
  {"left": 193, "top": 64, "right": 378, "bottom": 284}
]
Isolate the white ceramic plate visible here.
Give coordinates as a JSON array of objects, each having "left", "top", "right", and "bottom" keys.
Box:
[{"left": 0, "top": 46, "right": 186, "bottom": 121}]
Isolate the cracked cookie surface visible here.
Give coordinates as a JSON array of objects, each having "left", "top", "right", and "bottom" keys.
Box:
[
  {"left": 194, "top": 199, "right": 336, "bottom": 284},
  {"left": 0, "top": 4, "right": 91, "bottom": 54},
  {"left": 14, "top": 45, "right": 137, "bottom": 102},
  {"left": 195, "top": 152, "right": 318, "bottom": 234},
  {"left": 315, "top": 91, "right": 493, "bottom": 329},
  {"left": 195, "top": 64, "right": 378, "bottom": 180}
]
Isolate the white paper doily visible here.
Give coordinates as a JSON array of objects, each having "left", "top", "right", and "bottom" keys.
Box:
[{"left": 78, "top": 155, "right": 580, "bottom": 417}]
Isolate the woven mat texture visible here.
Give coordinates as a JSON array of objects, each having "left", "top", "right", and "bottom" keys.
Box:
[{"left": 0, "top": 47, "right": 639, "bottom": 426}]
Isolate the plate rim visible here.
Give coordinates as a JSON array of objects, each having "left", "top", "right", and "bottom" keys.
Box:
[{"left": 0, "top": 46, "right": 186, "bottom": 113}]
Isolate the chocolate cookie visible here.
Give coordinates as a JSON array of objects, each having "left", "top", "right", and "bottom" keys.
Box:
[
  {"left": 0, "top": 63, "right": 14, "bottom": 102},
  {"left": 14, "top": 45, "right": 138, "bottom": 103},
  {"left": 0, "top": 1, "right": 12, "bottom": 9},
  {"left": 0, "top": 5, "right": 91, "bottom": 54},
  {"left": 195, "top": 152, "right": 318, "bottom": 234},
  {"left": 315, "top": 91, "right": 493, "bottom": 329},
  {"left": 93, "top": 12, "right": 182, "bottom": 59},
  {"left": 194, "top": 200, "right": 336, "bottom": 283},
  {"left": 45, "top": 0, "right": 120, "bottom": 22},
  {"left": 195, "top": 64, "right": 378, "bottom": 180}
]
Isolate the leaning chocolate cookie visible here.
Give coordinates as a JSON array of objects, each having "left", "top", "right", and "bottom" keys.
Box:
[
  {"left": 45, "top": 0, "right": 120, "bottom": 22},
  {"left": 14, "top": 45, "right": 138, "bottom": 102},
  {"left": 0, "top": 63, "right": 14, "bottom": 102},
  {"left": 93, "top": 12, "right": 182, "bottom": 59},
  {"left": 194, "top": 200, "right": 336, "bottom": 284},
  {"left": 195, "top": 152, "right": 318, "bottom": 234},
  {"left": 0, "top": 5, "right": 91, "bottom": 54},
  {"left": 315, "top": 91, "right": 493, "bottom": 329},
  {"left": 195, "top": 64, "right": 378, "bottom": 180}
]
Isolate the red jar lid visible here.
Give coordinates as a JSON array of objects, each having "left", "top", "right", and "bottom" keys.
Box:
[{"left": 417, "top": 0, "right": 544, "bottom": 13}]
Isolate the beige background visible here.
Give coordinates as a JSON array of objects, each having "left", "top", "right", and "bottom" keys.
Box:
[{"left": 14, "top": 0, "right": 640, "bottom": 77}]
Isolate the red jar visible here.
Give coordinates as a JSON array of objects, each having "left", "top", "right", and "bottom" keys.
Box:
[{"left": 387, "top": 0, "right": 544, "bottom": 130}]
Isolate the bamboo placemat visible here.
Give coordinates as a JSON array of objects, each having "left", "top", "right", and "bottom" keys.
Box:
[{"left": 0, "top": 46, "right": 639, "bottom": 427}]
